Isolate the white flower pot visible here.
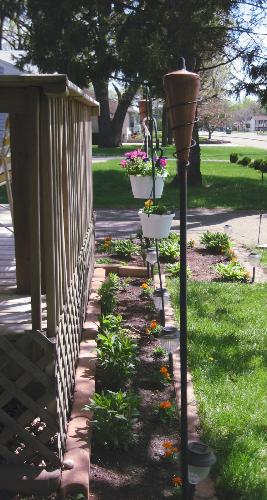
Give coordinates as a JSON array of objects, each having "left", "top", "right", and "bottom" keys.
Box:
[
  {"left": 139, "top": 211, "right": 175, "bottom": 239},
  {"left": 129, "top": 175, "right": 165, "bottom": 199}
]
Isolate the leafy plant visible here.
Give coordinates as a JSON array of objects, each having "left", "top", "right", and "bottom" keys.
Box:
[
  {"left": 85, "top": 390, "right": 139, "bottom": 449},
  {"left": 158, "top": 238, "right": 180, "bottom": 262},
  {"left": 112, "top": 239, "right": 140, "bottom": 260},
  {"left": 98, "top": 273, "right": 121, "bottom": 314},
  {"left": 142, "top": 199, "right": 174, "bottom": 215},
  {"left": 97, "top": 236, "right": 113, "bottom": 253},
  {"left": 230, "top": 153, "right": 238, "bottom": 163},
  {"left": 156, "top": 400, "right": 177, "bottom": 423},
  {"left": 237, "top": 156, "right": 251, "bottom": 166},
  {"left": 214, "top": 262, "right": 249, "bottom": 282},
  {"left": 152, "top": 345, "right": 167, "bottom": 360},
  {"left": 140, "top": 280, "right": 153, "bottom": 298},
  {"left": 200, "top": 231, "right": 231, "bottom": 254},
  {"left": 95, "top": 257, "right": 114, "bottom": 264},
  {"left": 97, "top": 330, "right": 137, "bottom": 389},
  {"left": 166, "top": 261, "right": 192, "bottom": 278},
  {"left": 99, "top": 313, "right": 123, "bottom": 333}
]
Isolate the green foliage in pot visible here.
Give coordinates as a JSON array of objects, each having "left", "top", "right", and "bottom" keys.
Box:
[
  {"left": 97, "top": 329, "right": 137, "bottom": 389},
  {"left": 214, "top": 262, "right": 250, "bottom": 282},
  {"left": 85, "top": 390, "right": 140, "bottom": 449},
  {"left": 142, "top": 199, "right": 174, "bottom": 215},
  {"left": 230, "top": 153, "right": 238, "bottom": 163},
  {"left": 200, "top": 231, "right": 231, "bottom": 254},
  {"left": 98, "top": 273, "right": 121, "bottom": 314}
]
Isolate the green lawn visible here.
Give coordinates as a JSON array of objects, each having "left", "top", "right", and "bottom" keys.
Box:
[
  {"left": 93, "top": 144, "right": 267, "bottom": 161},
  {"left": 168, "top": 279, "right": 267, "bottom": 500},
  {"left": 259, "top": 249, "right": 267, "bottom": 268},
  {"left": 93, "top": 159, "right": 267, "bottom": 210}
]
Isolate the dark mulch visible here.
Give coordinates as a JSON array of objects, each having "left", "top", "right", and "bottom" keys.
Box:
[{"left": 90, "top": 278, "right": 180, "bottom": 500}]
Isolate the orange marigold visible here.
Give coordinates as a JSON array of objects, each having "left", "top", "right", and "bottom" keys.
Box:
[
  {"left": 160, "top": 401, "right": 172, "bottom": 409},
  {"left": 172, "top": 475, "right": 182, "bottom": 487},
  {"left": 145, "top": 328, "right": 151, "bottom": 334},
  {"left": 163, "top": 440, "right": 173, "bottom": 449},
  {"left": 164, "top": 450, "right": 174, "bottom": 458},
  {"left": 141, "top": 283, "right": 149, "bottom": 289},
  {"left": 150, "top": 320, "right": 157, "bottom": 329},
  {"left": 160, "top": 366, "right": 168, "bottom": 375}
]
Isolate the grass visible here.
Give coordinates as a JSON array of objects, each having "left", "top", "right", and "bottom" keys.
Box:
[
  {"left": 93, "top": 159, "right": 267, "bottom": 210},
  {"left": 93, "top": 144, "right": 267, "bottom": 161},
  {"left": 258, "top": 249, "right": 267, "bottom": 268},
  {"left": 168, "top": 279, "right": 267, "bottom": 500}
]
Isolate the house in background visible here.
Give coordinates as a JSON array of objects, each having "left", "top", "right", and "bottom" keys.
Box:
[{"left": 248, "top": 115, "right": 267, "bottom": 132}]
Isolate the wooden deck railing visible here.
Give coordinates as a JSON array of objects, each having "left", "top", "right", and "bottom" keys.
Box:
[{"left": 0, "top": 75, "right": 98, "bottom": 467}]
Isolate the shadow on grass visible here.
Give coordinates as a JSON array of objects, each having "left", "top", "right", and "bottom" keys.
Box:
[{"left": 93, "top": 168, "right": 267, "bottom": 210}]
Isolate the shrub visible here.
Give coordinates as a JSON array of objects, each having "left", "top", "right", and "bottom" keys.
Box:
[
  {"left": 230, "top": 153, "right": 238, "bottom": 163},
  {"left": 85, "top": 390, "right": 139, "bottom": 449},
  {"left": 237, "top": 156, "right": 251, "bottom": 166},
  {"left": 97, "top": 330, "right": 137, "bottom": 389},
  {"left": 98, "top": 273, "right": 121, "bottom": 314},
  {"left": 111, "top": 239, "right": 140, "bottom": 260},
  {"left": 258, "top": 159, "right": 267, "bottom": 173},
  {"left": 250, "top": 158, "right": 263, "bottom": 170},
  {"left": 200, "top": 231, "right": 231, "bottom": 254},
  {"left": 166, "top": 261, "right": 192, "bottom": 278},
  {"left": 214, "top": 262, "right": 249, "bottom": 282}
]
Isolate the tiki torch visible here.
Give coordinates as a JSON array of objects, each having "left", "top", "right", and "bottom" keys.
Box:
[{"left": 163, "top": 58, "right": 200, "bottom": 499}]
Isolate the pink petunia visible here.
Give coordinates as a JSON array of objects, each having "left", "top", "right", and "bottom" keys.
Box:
[
  {"left": 160, "top": 157, "right": 167, "bottom": 167},
  {"left": 121, "top": 159, "right": 127, "bottom": 167}
]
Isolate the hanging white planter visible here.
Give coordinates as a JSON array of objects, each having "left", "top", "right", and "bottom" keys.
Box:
[
  {"left": 139, "top": 211, "right": 175, "bottom": 239},
  {"left": 129, "top": 175, "right": 165, "bottom": 199}
]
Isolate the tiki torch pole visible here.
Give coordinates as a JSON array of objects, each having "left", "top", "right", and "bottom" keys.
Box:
[{"left": 164, "top": 58, "right": 200, "bottom": 500}]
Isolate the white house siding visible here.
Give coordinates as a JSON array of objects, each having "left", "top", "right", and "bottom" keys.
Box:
[{"left": 249, "top": 116, "right": 267, "bottom": 132}]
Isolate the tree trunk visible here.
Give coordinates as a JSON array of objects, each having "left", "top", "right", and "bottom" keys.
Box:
[
  {"left": 161, "top": 103, "right": 168, "bottom": 147},
  {"left": 208, "top": 128, "right": 212, "bottom": 140},
  {"left": 93, "top": 78, "right": 139, "bottom": 148},
  {"left": 188, "top": 120, "right": 202, "bottom": 186}
]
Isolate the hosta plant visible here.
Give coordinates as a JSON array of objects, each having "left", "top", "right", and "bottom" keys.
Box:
[
  {"left": 85, "top": 390, "right": 140, "bottom": 449},
  {"left": 158, "top": 238, "right": 180, "bottom": 262},
  {"left": 166, "top": 261, "right": 192, "bottom": 278},
  {"left": 200, "top": 231, "right": 231, "bottom": 254},
  {"left": 111, "top": 239, "right": 140, "bottom": 260},
  {"left": 214, "top": 262, "right": 249, "bottom": 282},
  {"left": 97, "top": 330, "right": 137, "bottom": 389}
]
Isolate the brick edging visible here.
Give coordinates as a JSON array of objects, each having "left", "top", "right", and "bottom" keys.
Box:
[{"left": 60, "top": 267, "right": 106, "bottom": 499}]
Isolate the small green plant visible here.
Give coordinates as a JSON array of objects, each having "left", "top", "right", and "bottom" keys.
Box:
[
  {"left": 140, "top": 280, "right": 153, "bottom": 297},
  {"left": 112, "top": 239, "right": 140, "bottom": 260},
  {"left": 166, "top": 261, "right": 192, "bottom": 278},
  {"left": 152, "top": 345, "right": 167, "bottom": 360},
  {"left": 158, "top": 238, "right": 180, "bottom": 262},
  {"left": 214, "top": 261, "right": 249, "bottom": 282},
  {"left": 85, "top": 390, "right": 139, "bottom": 449},
  {"left": 97, "top": 330, "right": 137, "bottom": 389},
  {"left": 95, "top": 257, "right": 114, "bottom": 264},
  {"left": 156, "top": 399, "right": 177, "bottom": 423},
  {"left": 200, "top": 231, "right": 231, "bottom": 254},
  {"left": 237, "top": 156, "right": 251, "bottom": 166},
  {"left": 99, "top": 313, "right": 123, "bottom": 333},
  {"left": 98, "top": 273, "right": 121, "bottom": 314},
  {"left": 230, "top": 153, "right": 238, "bottom": 163}
]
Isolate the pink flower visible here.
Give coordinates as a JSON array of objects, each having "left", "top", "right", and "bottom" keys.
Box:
[
  {"left": 160, "top": 157, "right": 167, "bottom": 167},
  {"left": 120, "top": 159, "right": 127, "bottom": 167}
]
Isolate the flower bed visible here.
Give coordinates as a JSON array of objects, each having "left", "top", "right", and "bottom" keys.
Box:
[{"left": 88, "top": 275, "right": 183, "bottom": 499}]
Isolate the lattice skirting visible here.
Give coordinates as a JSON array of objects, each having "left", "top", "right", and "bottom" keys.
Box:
[{"left": 0, "top": 224, "right": 94, "bottom": 466}]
